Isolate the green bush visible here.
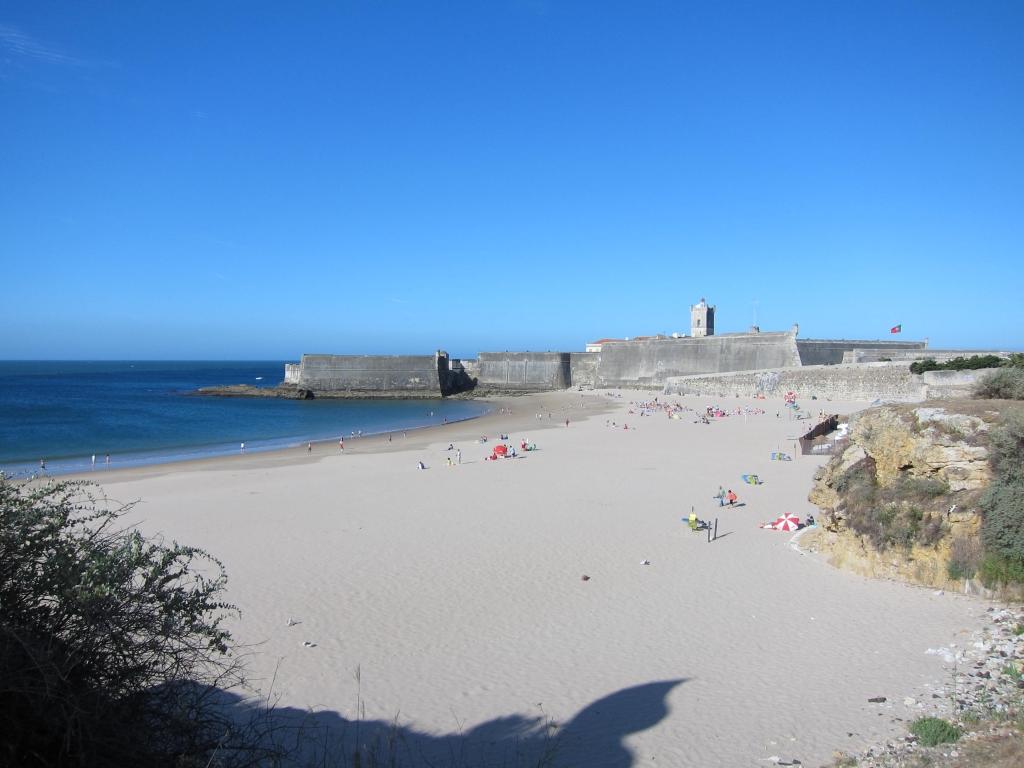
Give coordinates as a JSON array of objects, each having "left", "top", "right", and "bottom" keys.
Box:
[
  {"left": 978, "top": 552, "right": 1024, "bottom": 587},
  {"left": 911, "top": 355, "right": 1008, "bottom": 375},
  {"left": 985, "top": 409, "right": 1024, "bottom": 484},
  {"left": 980, "top": 482, "right": 1024, "bottom": 567},
  {"left": 978, "top": 409, "right": 1024, "bottom": 582},
  {"left": 910, "top": 358, "right": 940, "bottom": 374},
  {"left": 0, "top": 479, "right": 264, "bottom": 767},
  {"left": 909, "top": 717, "right": 961, "bottom": 746},
  {"left": 975, "top": 367, "right": 1024, "bottom": 400}
]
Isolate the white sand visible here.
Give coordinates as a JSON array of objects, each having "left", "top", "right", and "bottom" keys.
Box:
[{"left": 91, "top": 391, "right": 986, "bottom": 767}]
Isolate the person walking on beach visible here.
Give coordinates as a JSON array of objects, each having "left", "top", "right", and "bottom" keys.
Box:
[
  {"left": 240, "top": 442, "right": 245, "bottom": 453},
  {"left": 565, "top": 418, "right": 570, "bottom": 427},
  {"left": 307, "top": 442, "right": 312, "bottom": 453},
  {"left": 456, "top": 448, "right": 461, "bottom": 464},
  {"left": 726, "top": 489, "right": 738, "bottom": 506},
  {"left": 91, "top": 454, "right": 96, "bottom": 469},
  {"left": 339, "top": 437, "right": 344, "bottom": 452},
  {"left": 105, "top": 453, "right": 110, "bottom": 466},
  {"left": 39, "top": 459, "right": 46, "bottom": 472}
]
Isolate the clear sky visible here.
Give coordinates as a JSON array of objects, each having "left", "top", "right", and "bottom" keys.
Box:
[{"left": 1, "top": 1, "right": 1021, "bottom": 359}]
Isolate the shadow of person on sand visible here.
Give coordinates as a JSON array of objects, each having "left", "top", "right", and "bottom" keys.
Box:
[{"left": 202, "top": 678, "right": 686, "bottom": 767}]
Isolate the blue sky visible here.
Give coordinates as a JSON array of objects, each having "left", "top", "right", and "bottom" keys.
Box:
[{"left": 1, "top": 1, "right": 1021, "bottom": 359}]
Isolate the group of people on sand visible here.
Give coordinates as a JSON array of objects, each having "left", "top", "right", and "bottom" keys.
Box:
[
  {"left": 627, "top": 397, "right": 692, "bottom": 419},
  {"left": 416, "top": 432, "right": 539, "bottom": 468},
  {"left": 715, "top": 486, "right": 739, "bottom": 506},
  {"left": 603, "top": 420, "right": 631, "bottom": 429}
]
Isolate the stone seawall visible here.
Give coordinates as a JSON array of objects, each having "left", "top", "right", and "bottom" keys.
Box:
[
  {"left": 663, "top": 362, "right": 927, "bottom": 401},
  {"left": 292, "top": 353, "right": 447, "bottom": 394},
  {"left": 475, "top": 352, "right": 571, "bottom": 390}
]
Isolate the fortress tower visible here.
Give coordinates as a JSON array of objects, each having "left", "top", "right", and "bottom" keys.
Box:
[{"left": 690, "top": 297, "right": 715, "bottom": 337}]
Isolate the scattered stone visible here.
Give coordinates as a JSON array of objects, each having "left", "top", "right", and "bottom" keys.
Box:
[
  {"left": 581, "top": 574, "right": 591, "bottom": 581},
  {"left": 868, "top": 696, "right": 887, "bottom": 703},
  {"left": 838, "top": 605, "right": 1024, "bottom": 767}
]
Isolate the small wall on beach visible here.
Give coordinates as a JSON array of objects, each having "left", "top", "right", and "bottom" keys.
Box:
[
  {"left": 920, "top": 368, "right": 996, "bottom": 400},
  {"left": 476, "top": 352, "right": 572, "bottom": 390},
  {"left": 293, "top": 354, "right": 446, "bottom": 394},
  {"left": 663, "top": 362, "right": 928, "bottom": 402},
  {"left": 594, "top": 332, "right": 801, "bottom": 388},
  {"left": 843, "top": 348, "right": 1011, "bottom": 364}
]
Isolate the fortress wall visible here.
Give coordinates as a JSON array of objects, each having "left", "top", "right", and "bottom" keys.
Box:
[
  {"left": 476, "top": 352, "right": 571, "bottom": 389},
  {"left": 797, "top": 339, "right": 927, "bottom": 366},
  {"left": 296, "top": 354, "right": 443, "bottom": 393},
  {"left": 663, "top": 362, "right": 927, "bottom": 402},
  {"left": 594, "top": 332, "right": 801, "bottom": 388},
  {"left": 284, "top": 363, "right": 301, "bottom": 384},
  {"left": 569, "top": 352, "right": 599, "bottom": 388}
]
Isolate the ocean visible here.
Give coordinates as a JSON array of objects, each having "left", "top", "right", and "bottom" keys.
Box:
[{"left": 0, "top": 361, "right": 491, "bottom": 477}]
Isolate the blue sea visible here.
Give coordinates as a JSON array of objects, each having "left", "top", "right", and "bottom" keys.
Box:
[{"left": 0, "top": 361, "right": 491, "bottom": 478}]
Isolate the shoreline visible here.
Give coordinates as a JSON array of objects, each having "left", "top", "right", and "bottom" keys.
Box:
[{"left": 49, "top": 390, "right": 618, "bottom": 484}]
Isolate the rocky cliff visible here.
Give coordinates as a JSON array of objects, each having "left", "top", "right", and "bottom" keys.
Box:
[{"left": 804, "top": 402, "right": 1003, "bottom": 590}]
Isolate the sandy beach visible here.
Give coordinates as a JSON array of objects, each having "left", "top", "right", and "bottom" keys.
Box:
[{"left": 83, "top": 390, "right": 988, "bottom": 767}]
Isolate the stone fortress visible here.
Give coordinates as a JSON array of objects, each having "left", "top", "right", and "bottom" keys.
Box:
[{"left": 279, "top": 299, "right": 1010, "bottom": 401}]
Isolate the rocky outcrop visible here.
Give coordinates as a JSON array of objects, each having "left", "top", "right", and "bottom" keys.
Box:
[
  {"left": 193, "top": 384, "right": 315, "bottom": 399},
  {"left": 807, "top": 403, "right": 998, "bottom": 590},
  {"left": 850, "top": 406, "right": 990, "bottom": 489}
]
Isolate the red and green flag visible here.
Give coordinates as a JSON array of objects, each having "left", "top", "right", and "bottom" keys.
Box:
[{"left": 890, "top": 324, "right": 902, "bottom": 334}]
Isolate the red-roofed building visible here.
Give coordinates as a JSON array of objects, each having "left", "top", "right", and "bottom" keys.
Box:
[{"left": 585, "top": 338, "right": 625, "bottom": 353}]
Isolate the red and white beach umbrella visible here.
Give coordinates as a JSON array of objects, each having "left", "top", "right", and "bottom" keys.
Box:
[{"left": 772, "top": 513, "right": 800, "bottom": 532}]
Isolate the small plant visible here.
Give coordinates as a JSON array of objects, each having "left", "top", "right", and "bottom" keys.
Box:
[
  {"left": 1013, "top": 623, "right": 1024, "bottom": 636},
  {"left": 909, "top": 716, "right": 961, "bottom": 746},
  {"left": 948, "top": 534, "right": 982, "bottom": 580}
]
